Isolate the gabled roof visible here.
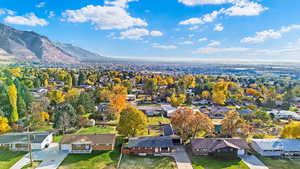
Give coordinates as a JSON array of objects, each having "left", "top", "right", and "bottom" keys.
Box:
[
  {"left": 191, "top": 138, "right": 249, "bottom": 152},
  {"left": 125, "top": 136, "right": 174, "bottom": 148},
  {"left": 60, "top": 134, "right": 116, "bottom": 145},
  {"left": 162, "top": 124, "right": 175, "bottom": 136},
  {"left": 0, "top": 132, "right": 51, "bottom": 144},
  {"left": 252, "top": 139, "right": 300, "bottom": 151}
]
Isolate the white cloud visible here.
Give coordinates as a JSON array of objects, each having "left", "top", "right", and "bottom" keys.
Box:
[
  {"left": 189, "top": 25, "right": 199, "bottom": 30},
  {"left": 119, "top": 28, "right": 163, "bottom": 40},
  {"left": 4, "top": 13, "right": 48, "bottom": 26},
  {"left": 150, "top": 30, "right": 163, "bottom": 37},
  {"left": 207, "top": 40, "right": 221, "bottom": 47},
  {"left": 224, "top": 1, "right": 268, "bottom": 16},
  {"left": 152, "top": 43, "right": 177, "bottom": 50},
  {"left": 179, "top": 41, "right": 193, "bottom": 45},
  {"left": 179, "top": 9, "right": 223, "bottom": 25},
  {"left": 178, "top": 0, "right": 230, "bottom": 6},
  {"left": 194, "top": 47, "right": 249, "bottom": 54},
  {"left": 104, "top": 0, "right": 137, "bottom": 8},
  {"left": 241, "top": 25, "right": 300, "bottom": 43},
  {"left": 120, "top": 28, "right": 149, "bottom": 40},
  {"left": 179, "top": 1, "right": 267, "bottom": 26},
  {"left": 48, "top": 11, "right": 55, "bottom": 18},
  {"left": 0, "top": 8, "right": 16, "bottom": 15},
  {"left": 198, "top": 37, "right": 208, "bottom": 42},
  {"left": 214, "top": 23, "right": 224, "bottom": 31},
  {"left": 36, "top": 2, "right": 46, "bottom": 8},
  {"left": 62, "top": 5, "right": 147, "bottom": 30}
]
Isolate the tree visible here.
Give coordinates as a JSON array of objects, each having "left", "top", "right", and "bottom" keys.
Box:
[
  {"left": 167, "top": 93, "right": 186, "bottom": 107},
  {"left": 201, "top": 90, "right": 210, "bottom": 99},
  {"left": 221, "top": 111, "right": 250, "bottom": 137},
  {"left": 17, "top": 96, "right": 27, "bottom": 118},
  {"left": 65, "top": 74, "right": 72, "bottom": 89},
  {"left": 171, "top": 107, "right": 214, "bottom": 140},
  {"left": 77, "top": 92, "right": 95, "bottom": 114},
  {"left": 29, "top": 102, "right": 48, "bottom": 130},
  {"left": 117, "top": 106, "right": 148, "bottom": 137},
  {"left": 108, "top": 85, "right": 127, "bottom": 119},
  {"left": 281, "top": 122, "right": 300, "bottom": 139},
  {"left": 8, "top": 84, "right": 18, "bottom": 122},
  {"left": 0, "top": 116, "right": 10, "bottom": 133},
  {"left": 78, "top": 72, "right": 86, "bottom": 85},
  {"left": 48, "top": 90, "right": 64, "bottom": 105},
  {"left": 144, "top": 78, "right": 158, "bottom": 95},
  {"left": 53, "top": 104, "right": 77, "bottom": 133}
]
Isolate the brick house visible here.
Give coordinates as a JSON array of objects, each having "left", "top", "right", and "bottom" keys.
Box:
[
  {"left": 122, "top": 136, "right": 176, "bottom": 156},
  {"left": 60, "top": 134, "right": 116, "bottom": 153}
]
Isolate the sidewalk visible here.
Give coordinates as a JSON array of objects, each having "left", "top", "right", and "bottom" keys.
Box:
[
  {"left": 172, "top": 146, "right": 194, "bottom": 169},
  {"left": 239, "top": 155, "right": 269, "bottom": 169}
]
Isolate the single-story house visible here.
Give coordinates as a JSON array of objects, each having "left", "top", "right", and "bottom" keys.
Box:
[
  {"left": 126, "top": 94, "right": 136, "bottom": 101},
  {"left": 162, "top": 124, "right": 182, "bottom": 144},
  {"left": 122, "top": 136, "right": 176, "bottom": 156},
  {"left": 161, "top": 105, "right": 177, "bottom": 117},
  {"left": 251, "top": 139, "right": 300, "bottom": 156},
  {"left": 137, "top": 105, "right": 162, "bottom": 116},
  {"left": 190, "top": 138, "right": 250, "bottom": 156},
  {"left": 60, "top": 134, "right": 116, "bottom": 154},
  {"left": 267, "top": 110, "right": 300, "bottom": 121},
  {"left": 0, "top": 132, "right": 53, "bottom": 151}
]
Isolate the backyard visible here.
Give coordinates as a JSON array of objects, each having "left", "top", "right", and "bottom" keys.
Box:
[
  {"left": 192, "top": 156, "right": 250, "bottom": 169},
  {"left": 119, "top": 155, "right": 177, "bottom": 169},
  {"left": 0, "top": 150, "right": 27, "bottom": 169}
]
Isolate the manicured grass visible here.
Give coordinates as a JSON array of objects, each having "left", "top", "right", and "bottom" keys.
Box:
[
  {"left": 192, "top": 156, "right": 249, "bottom": 169},
  {"left": 58, "top": 137, "right": 123, "bottom": 169},
  {"left": 76, "top": 126, "right": 115, "bottom": 134},
  {"left": 119, "top": 155, "right": 177, "bottom": 169},
  {"left": 257, "top": 155, "right": 300, "bottom": 169},
  {"left": 53, "top": 135, "right": 63, "bottom": 143},
  {"left": 148, "top": 116, "right": 170, "bottom": 126},
  {"left": 0, "top": 150, "right": 27, "bottom": 169},
  {"left": 34, "top": 124, "right": 53, "bottom": 132}
]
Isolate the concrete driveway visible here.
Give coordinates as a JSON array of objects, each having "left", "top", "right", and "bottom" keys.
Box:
[
  {"left": 239, "top": 155, "right": 269, "bottom": 169},
  {"left": 10, "top": 143, "right": 68, "bottom": 169},
  {"left": 172, "top": 146, "right": 193, "bottom": 169}
]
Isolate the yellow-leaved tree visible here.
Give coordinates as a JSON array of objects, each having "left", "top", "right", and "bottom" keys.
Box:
[
  {"left": 281, "top": 122, "right": 300, "bottom": 139},
  {"left": 8, "top": 84, "right": 18, "bottom": 122},
  {"left": 0, "top": 116, "right": 11, "bottom": 133}
]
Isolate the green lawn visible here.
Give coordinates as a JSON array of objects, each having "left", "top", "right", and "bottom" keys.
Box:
[
  {"left": 58, "top": 137, "right": 123, "bottom": 169},
  {"left": 257, "top": 155, "right": 300, "bottom": 169},
  {"left": 148, "top": 116, "right": 170, "bottom": 126},
  {"left": 192, "top": 156, "right": 249, "bottom": 169},
  {"left": 76, "top": 126, "right": 115, "bottom": 134},
  {"left": 22, "top": 161, "right": 41, "bottom": 169},
  {"left": 34, "top": 124, "right": 53, "bottom": 132},
  {"left": 119, "top": 155, "right": 177, "bottom": 169},
  {"left": 0, "top": 150, "right": 27, "bottom": 169}
]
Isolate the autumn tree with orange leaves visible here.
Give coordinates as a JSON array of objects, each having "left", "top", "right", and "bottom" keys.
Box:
[{"left": 171, "top": 107, "right": 214, "bottom": 140}]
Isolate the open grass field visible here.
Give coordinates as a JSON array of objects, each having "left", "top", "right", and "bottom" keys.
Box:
[
  {"left": 76, "top": 126, "right": 115, "bottom": 134},
  {"left": 0, "top": 150, "right": 27, "bottom": 169},
  {"left": 58, "top": 137, "right": 123, "bottom": 169},
  {"left": 119, "top": 155, "right": 177, "bottom": 169},
  {"left": 257, "top": 155, "right": 300, "bottom": 169},
  {"left": 192, "top": 156, "right": 249, "bottom": 169}
]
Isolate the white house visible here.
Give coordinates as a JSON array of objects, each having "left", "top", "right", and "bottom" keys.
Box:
[
  {"left": 161, "top": 105, "right": 177, "bottom": 117},
  {"left": 0, "top": 132, "right": 53, "bottom": 151},
  {"left": 267, "top": 110, "right": 300, "bottom": 121},
  {"left": 252, "top": 139, "right": 300, "bottom": 156}
]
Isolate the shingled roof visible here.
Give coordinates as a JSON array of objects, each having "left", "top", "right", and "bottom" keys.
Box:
[
  {"left": 191, "top": 138, "right": 249, "bottom": 152},
  {"left": 0, "top": 132, "right": 51, "bottom": 144},
  {"left": 60, "top": 134, "right": 116, "bottom": 145},
  {"left": 125, "top": 136, "right": 174, "bottom": 148}
]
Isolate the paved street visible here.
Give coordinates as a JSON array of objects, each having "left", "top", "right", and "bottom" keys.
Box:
[
  {"left": 172, "top": 146, "right": 194, "bottom": 169},
  {"left": 239, "top": 155, "right": 269, "bottom": 169},
  {"left": 10, "top": 143, "right": 68, "bottom": 169}
]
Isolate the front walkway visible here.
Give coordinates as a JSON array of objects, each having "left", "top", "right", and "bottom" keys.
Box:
[
  {"left": 172, "top": 146, "right": 193, "bottom": 169},
  {"left": 10, "top": 143, "right": 68, "bottom": 169},
  {"left": 239, "top": 155, "right": 269, "bottom": 169}
]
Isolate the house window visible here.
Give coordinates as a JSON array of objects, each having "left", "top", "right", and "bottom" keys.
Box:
[{"left": 161, "top": 147, "right": 169, "bottom": 151}]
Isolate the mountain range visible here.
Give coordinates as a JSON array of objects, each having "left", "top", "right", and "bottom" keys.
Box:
[{"left": 0, "top": 23, "right": 107, "bottom": 64}]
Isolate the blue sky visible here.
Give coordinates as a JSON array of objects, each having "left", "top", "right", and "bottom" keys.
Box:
[{"left": 1, "top": 0, "right": 300, "bottom": 61}]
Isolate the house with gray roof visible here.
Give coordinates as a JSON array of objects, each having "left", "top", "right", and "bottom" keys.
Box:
[
  {"left": 0, "top": 132, "right": 52, "bottom": 151},
  {"left": 252, "top": 139, "right": 300, "bottom": 156},
  {"left": 267, "top": 110, "right": 300, "bottom": 121},
  {"left": 190, "top": 138, "right": 250, "bottom": 156},
  {"left": 122, "top": 136, "right": 176, "bottom": 156}
]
